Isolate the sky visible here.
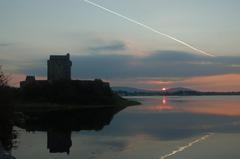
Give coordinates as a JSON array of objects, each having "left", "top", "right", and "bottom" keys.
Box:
[{"left": 0, "top": 0, "right": 240, "bottom": 91}]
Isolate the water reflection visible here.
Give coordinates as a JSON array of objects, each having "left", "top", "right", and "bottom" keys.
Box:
[
  {"left": 162, "top": 96, "right": 167, "bottom": 105},
  {"left": 16, "top": 106, "right": 125, "bottom": 154},
  {"left": 141, "top": 96, "right": 240, "bottom": 116},
  {"left": 118, "top": 96, "right": 240, "bottom": 140},
  {"left": 148, "top": 96, "right": 174, "bottom": 111},
  {"left": 47, "top": 129, "right": 72, "bottom": 154},
  {"left": 2, "top": 96, "right": 240, "bottom": 159}
]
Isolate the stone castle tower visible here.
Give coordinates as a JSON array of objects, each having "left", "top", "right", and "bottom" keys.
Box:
[{"left": 47, "top": 53, "right": 72, "bottom": 81}]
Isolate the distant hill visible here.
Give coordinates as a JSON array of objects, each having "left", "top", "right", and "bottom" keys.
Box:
[
  {"left": 167, "top": 87, "right": 196, "bottom": 93},
  {"left": 112, "top": 86, "right": 240, "bottom": 96},
  {"left": 111, "top": 87, "right": 153, "bottom": 93},
  {"left": 112, "top": 86, "right": 196, "bottom": 94}
]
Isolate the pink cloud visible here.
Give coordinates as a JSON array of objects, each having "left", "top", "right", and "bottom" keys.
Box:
[
  {"left": 138, "top": 80, "right": 173, "bottom": 85},
  {"left": 177, "top": 74, "right": 240, "bottom": 92}
]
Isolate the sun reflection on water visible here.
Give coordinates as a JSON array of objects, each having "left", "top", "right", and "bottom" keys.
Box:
[{"left": 141, "top": 96, "right": 240, "bottom": 116}]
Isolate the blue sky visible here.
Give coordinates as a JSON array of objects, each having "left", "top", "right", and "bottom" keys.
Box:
[{"left": 1, "top": 0, "right": 240, "bottom": 90}]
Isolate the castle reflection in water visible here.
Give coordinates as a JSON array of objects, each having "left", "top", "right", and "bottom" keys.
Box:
[
  {"left": 47, "top": 129, "right": 72, "bottom": 154},
  {"left": 21, "top": 106, "right": 124, "bottom": 154}
]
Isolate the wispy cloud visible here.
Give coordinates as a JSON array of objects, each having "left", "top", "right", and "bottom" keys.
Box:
[
  {"left": 0, "top": 42, "right": 14, "bottom": 47},
  {"left": 88, "top": 40, "right": 127, "bottom": 53},
  {"left": 90, "top": 41, "right": 126, "bottom": 51},
  {"left": 139, "top": 80, "right": 173, "bottom": 85}
]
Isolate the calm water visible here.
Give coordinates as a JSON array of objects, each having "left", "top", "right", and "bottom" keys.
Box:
[{"left": 4, "top": 96, "right": 240, "bottom": 159}]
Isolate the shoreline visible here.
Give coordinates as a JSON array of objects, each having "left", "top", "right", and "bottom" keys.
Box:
[
  {"left": 13, "top": 99, "right": 140, "bottom": 113},
  {"left": 121, "top": 94, "right": 240, "bottom": 97}
]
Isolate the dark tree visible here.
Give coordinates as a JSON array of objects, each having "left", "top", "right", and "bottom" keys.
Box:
[
  {"left": 0, "top": 66, "right": 16, "bottom": 152},
  {"left": 0, "top": 65, "right": 8, "bottom": 87},
  {"left": 0, "top": 66, "right": 13, "bottom": 106}
]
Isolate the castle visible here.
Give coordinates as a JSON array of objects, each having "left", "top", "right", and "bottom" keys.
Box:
[
  {"left": 18, "top": 53, "right": 137, "bottom": 107},
  {"left": 20, "top": 53, "right": 109, "bottom": 89},
  {"left": 21, "top": 53, "right": 72, "bottom": 87}
]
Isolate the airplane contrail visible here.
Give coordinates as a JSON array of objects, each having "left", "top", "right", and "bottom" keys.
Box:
[
  {"left": 83, "top": 0, "right": 215, "bottom": 57},
  {"left": 159, "top": 133, "right": 214, "bottom": 159}
]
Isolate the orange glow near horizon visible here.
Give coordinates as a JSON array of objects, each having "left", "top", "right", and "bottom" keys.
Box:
[
  {"left": 140, "top": 80, "right": 173, "bottom": 85},
  {"left": 137, "top": 74, "right": 240, "bottom": 92},
  {"left": 179, "top": 74, "right": 240, "bottom": 91}
]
